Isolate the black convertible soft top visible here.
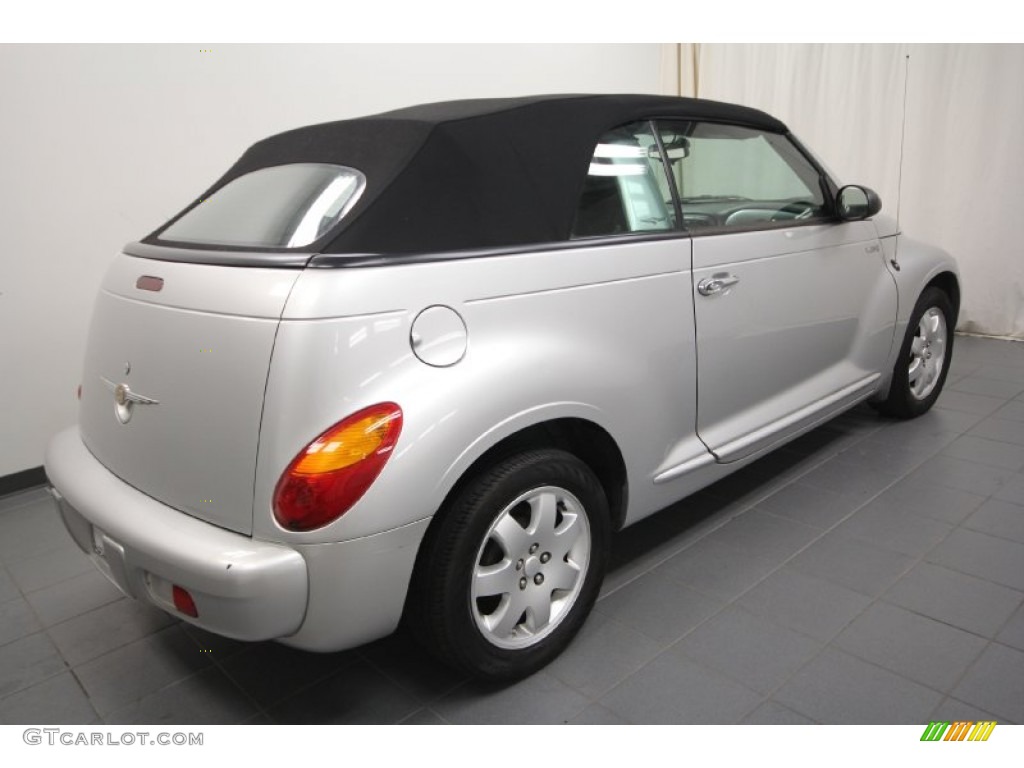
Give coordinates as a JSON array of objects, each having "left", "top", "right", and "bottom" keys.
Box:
[{"left": 145, "top": 94, "right": 788, "bottom": 256}]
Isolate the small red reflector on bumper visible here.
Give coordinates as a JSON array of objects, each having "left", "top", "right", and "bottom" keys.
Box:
[{"left": 172, "top": 585, "right": 199, "bottom": 617}]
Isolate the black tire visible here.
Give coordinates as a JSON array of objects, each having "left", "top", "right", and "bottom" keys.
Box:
[
  {"left": 409, "top": 449, "right": 609, "bottom": 681},
  {"left": 872, "top": 286, "right": 955, "bottom": 419}
]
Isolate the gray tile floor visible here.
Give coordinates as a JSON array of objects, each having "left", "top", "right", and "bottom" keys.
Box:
[{"left": 1, "top": 335, "right": 1022, "bottom": 725}]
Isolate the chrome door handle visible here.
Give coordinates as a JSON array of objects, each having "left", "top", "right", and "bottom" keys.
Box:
[{"left": 697, "top": 273, "right": 740, "bottom": 296}]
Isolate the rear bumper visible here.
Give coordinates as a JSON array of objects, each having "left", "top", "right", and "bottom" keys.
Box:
[{"left": 45, "top": 427, "right": 308, "bottom": 641}]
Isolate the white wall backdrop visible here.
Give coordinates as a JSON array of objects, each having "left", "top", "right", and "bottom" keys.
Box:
[
  {"left": 0, "top": 44, "right": 667, "bottom": 477},
  {"left": 679, "top": 43, "right": 1024, "bottom": 340}
]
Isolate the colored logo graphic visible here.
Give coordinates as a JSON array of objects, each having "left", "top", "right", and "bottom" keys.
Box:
[{"left": 920, "top": 721, "right": 996, "bottom": 742}]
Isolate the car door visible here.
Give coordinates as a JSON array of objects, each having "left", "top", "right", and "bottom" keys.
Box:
[{"left": 656, "top": 121, "right": 898, "bottom": 463}]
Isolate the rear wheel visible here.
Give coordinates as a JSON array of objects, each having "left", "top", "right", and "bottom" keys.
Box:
[
  {"left": 873, "top": 286, "right": 955, "bottom": 418},
  {"left": 411, "top": 449, "right": 609, "bottom": 680}
]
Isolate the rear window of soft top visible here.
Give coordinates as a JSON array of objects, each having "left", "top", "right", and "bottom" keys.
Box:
[{"left": 157, "top": 163, "right": 366, "bottom": 249}]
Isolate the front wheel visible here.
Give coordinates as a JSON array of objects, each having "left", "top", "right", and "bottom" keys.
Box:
[
  {"left": 873, "top": 286, "right": 955, "bottom": 418},
  {"left": 411, "top": 449, "right": 609, "bottom": 681}
]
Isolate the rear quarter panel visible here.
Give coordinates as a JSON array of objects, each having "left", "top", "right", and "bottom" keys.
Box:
[{"left": 254, "top": 239, "right": 697, "bottom": 544}]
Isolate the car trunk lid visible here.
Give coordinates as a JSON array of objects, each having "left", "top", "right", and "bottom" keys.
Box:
[{"left": 78, "top": 251, "right": 302, "bottom": 536}]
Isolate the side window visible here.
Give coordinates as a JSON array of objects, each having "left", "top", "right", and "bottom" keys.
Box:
[
  {"left": 656, "top": 121, "right": 827, "bottom": 232},
  {"left": 571, "top": 122, "right": 677, "bottom": 238}
]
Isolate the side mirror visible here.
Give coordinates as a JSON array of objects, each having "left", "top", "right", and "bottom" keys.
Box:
[{"left": 836, "top": 185, "right": 882, "bottom": 220}]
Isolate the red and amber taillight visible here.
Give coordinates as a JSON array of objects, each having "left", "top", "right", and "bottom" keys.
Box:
[{"left": 272, "top": 403, "right": 403, "bottom": 532}]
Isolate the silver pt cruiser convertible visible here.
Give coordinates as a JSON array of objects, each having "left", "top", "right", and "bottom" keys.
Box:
[{"left": 45, "top": 95, "right": 960, "bottom": 679}]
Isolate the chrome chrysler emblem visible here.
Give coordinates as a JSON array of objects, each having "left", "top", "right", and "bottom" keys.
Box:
[{"left": 101, "top": 376, "right": 159, "bottom": 424}]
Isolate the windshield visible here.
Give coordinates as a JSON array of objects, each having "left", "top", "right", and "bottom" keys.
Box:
[{"left": 157, "top": 163, "right": 366, "bottom": 249}]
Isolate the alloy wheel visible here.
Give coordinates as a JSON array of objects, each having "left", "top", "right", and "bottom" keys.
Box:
[
  {"left": 470, "top": 486, "right": 591, "bottom": 650},
  {"left": 908, "top": 307, "right": 947, "bottom": 401}
]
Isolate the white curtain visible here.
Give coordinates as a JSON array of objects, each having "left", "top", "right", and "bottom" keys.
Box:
[{"left": 665, "top": 43, "right": 1024, "bottom": 339}]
